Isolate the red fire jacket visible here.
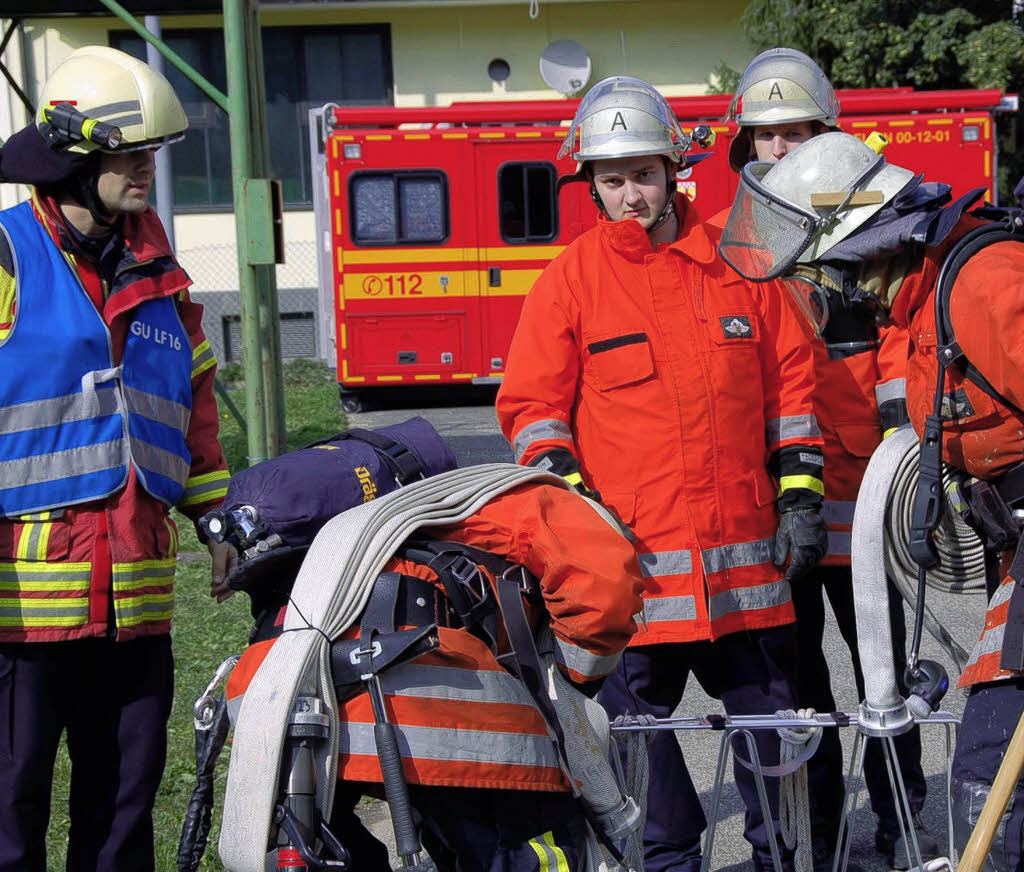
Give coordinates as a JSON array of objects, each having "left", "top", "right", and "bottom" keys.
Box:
[
  {"left": 0, "top": 193, "right": 230, "bottom": 643},
  {"left": 496, "top": 196, "right": 823, "bottom": 645},
  {"left": 892, "top": 219, "right": 1024, "bottom": 687},
  {"left": 226, "top": 482, "right": 644, "bottom": 792}
]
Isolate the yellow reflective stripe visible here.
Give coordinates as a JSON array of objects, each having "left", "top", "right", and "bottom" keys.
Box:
[
  {"left": 778, "top": 475, "right": 825, "bottom": 497},
  {"left": 882, "top": 427, "right": 899, "bottom": 440},
  {"left": 112, "top": 558, "right": 176, "bottom": 592},
  {"left": 543, "top": 831, "right": 570, "bottom": 872},
  {"left": 15, "top": 525, "right": 32, "bottom": 561},
  {"left": 164, "top": 516, "right": 179, "bottom": 558},
  {"left": 528, "top": 837, "right": 549, "bottom": 872},
  {"left": 180, "top": 468, "right": 231, "bottom": 507},
  {"left": 16, "top": 512, "right": 55, "bottom": 562},
  {"left": 191, "top": 338, "right": 217, "bottom": 378},
  {"left": 113, "top": 591, "right": 175, "bottom": 627},
  {"left": 0, "top": 562, "right": 92, "bottom": 591},
  {"left": 0, "top": 597, "right": 89, "bottom": 608},
  {"left": 563, "top": 472, "right": 583, "bottom": 487},
  {"left": 192, "top": 339, "right": 211, "bottom": 361}
]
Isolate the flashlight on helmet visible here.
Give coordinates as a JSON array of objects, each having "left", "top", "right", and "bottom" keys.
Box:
[{"left": 40, "top": 102, "right": 123, "bottom": 151}]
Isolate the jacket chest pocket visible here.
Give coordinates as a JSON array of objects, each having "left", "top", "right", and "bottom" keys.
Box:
[
  {"left": 583, "top": 331, "right": 655, "bottom": 391},
  {"left": 9, "top": 512, "right": 72, "bottom": 562}
]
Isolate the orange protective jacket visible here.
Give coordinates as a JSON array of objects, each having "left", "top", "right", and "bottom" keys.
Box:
[
  {"left": 226, "top": 482, "right": 644, "bottom": 792},
  {"left": 0, "top": 194, "right": 230, "bottom": 643},
  {"left": 495, "top": 196, "right": 823, "bottom": 646},
  {"left": 891, "top": 219, "right": 1024, "bottom": 687}
]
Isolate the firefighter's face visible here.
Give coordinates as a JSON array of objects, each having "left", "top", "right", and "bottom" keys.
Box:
[
  {"left": 752, "top": 122, "right": 816, "bottom": 162},
  {"left": 96, "top": 148, "right": 159, "bottom": 216},
  {"left": 591, "top": 156, "right": 670, "bottom": 230}
]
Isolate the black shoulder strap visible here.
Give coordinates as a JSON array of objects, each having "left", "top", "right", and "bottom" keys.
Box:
[
  {"left": 304, "top": 427, "right": 426, "bottom": 485},
  {"left": 934, "top": 216, "right": 1024, "bottom": 417}
]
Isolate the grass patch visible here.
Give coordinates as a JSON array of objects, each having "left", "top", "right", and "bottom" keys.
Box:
[{"left": 45, "top": 361, "right": 345, "bottom": 871}]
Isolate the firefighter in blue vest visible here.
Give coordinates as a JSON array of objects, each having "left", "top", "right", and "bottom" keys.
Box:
[{"left": 0, "top": 46, "right": 233, "bottom": 872}]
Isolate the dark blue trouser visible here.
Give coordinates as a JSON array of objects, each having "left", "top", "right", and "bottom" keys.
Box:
[
  {"left": 0, "top": 636, "right": 174, "bottom": 872},
  {"left": 596, "top": 626, "right": 799, "bottom": 872},
  {"left": 792, "top": 565, "right": 927, "bottom": 850},
  {"left": 951, "top": 678, "right": 1024, "bottom": 872},
  {"left": 332, "top": 782, "right": 588, "bottom": 872}
]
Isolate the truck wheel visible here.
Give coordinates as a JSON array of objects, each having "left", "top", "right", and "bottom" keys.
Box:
[{"left": 340, "top": 394, "right": 363, "bottom": 413}]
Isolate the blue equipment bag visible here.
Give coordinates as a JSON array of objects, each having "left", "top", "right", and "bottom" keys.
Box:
[{"left": 199, "top": 416, "right": 457, "bottom": 599}]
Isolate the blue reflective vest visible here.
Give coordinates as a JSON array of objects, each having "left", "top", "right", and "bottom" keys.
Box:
[{"left": 0, "top": 201, "right": 192, "bottom": 516}]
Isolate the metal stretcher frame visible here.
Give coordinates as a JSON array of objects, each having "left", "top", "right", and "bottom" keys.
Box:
[{"left": 611, "top": 710, "right": 961, "bottom": 872}]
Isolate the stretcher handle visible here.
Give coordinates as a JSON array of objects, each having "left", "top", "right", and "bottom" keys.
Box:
[{"left": 956, "top": 706, "right": 1024, "bottom": 872}]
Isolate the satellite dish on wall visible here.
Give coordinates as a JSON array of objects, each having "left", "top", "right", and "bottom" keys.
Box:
[{"left": 539, "top": 40, "right": 591, "bottom": 96}]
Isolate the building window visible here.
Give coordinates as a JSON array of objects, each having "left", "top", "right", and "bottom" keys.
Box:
[
  {"left": 498, "top": 162, "right": 557, "bottom": 244},
  {"left": 350, "top": 171, "right": 449, "bottom": 246},
  {"left": 111, "top": 24, "right": 392, "bottom": 210},
  {"left": 224, "top": 311, "right": 316, "bottom": 362}
]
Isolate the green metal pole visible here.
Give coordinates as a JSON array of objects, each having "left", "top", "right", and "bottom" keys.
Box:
[
  {"left": 223, "top": 0, "right": 270, "bottom": 464},
  {"left": 97, "top": 0, "right": 228, "bottom": 112},
  {"left": 243, "top": 0, "right": 287, "bottom": 455}
]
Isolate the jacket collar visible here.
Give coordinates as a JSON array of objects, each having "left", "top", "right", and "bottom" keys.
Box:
[
  {"left": 32, "top": 190, "right": 191, "bottom": 321},
  {"left": 597, "top": 193, "right": 718, "bottom": 265}
]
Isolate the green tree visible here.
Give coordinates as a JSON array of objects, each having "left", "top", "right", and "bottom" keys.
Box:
[{"left": 734, "top": 0, "right": 1024, "bottom": 199}]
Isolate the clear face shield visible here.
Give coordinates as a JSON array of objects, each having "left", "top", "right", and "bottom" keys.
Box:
[
  {"left": 718, "top": 153, "right": 884, "bottom": 281},
  {"left": 781, "top": 274, "right": 830, "bottom": 336}
]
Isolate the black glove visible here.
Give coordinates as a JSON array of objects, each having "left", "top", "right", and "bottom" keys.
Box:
[
  {"left": 773, "top": 508, "right": 828, "bottom": 582},
  {"left": 528, "top": 447, "right": 601, "bottom": 502}
]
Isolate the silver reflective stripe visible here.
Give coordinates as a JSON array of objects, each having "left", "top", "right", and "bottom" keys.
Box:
[
  {"left": 552, "top": 636, "right": 621, "bottom": 679},
  {"left": 766, "top": 414, "right": 821, "bottom": 445},
  {"left": 130, "top": 439, "right": 190, "bottom": 485},
  {"left": 990, "top": 579, "right": 1016, "bottom": 611},
  {"left": 0, "top": 388, "right": 120, "bottom": 435},
  {"left": 380, "top": 663, "right": 538, "bottom": 707},
  {"left": 103, "top": 113, "right": 145, "bottom": 129},
  {"left": 709, "top": 578, "right": 791, "bottom": 620},
  {"left": 180, "top": 475, "right": 229, "bottom": 505},
  {"left": 642, "top": 595, "right": 697, "bottom": 623},
  {"left": 124, "top": 385, "right": 191, "bottom": 434},
  {"left": 338, "top": 722, "right": 561, "bottom": 770},
  {"left": 0, "top": 440, "right": 126, "bottom": 488},
  {"left": 0, "top": 566, "right": 91, "bottom": 585},
  {"left": 0, "top": 602, "right": 88, "bottom": 619},
  {"left": 227, "top": 695, "right": 243, "bottom": 727},
  {"left": 966, "top": 624, "right": 1005, "bottom": 666},
  {"left": 192, "top": 343, "right": 216, "bottom": 375},
  {"left": 701, "top": 537, "right": 776, "bottom": 574},
  {"left": 89, "top": 99, "right": 143, "bottom": 118},
  {"left": 512, "top": 419, "right": 573, "bottom": 463},
  {"left": 822, "top": 500, "right": 856, "bottom": 526},
  {"left": 827, "top": 532, "right": 851, "bottom": 557},
  {"left": 114, "top": 597, "right": 175, "bottom": 621},
  {"left": 875, "top": 378, "right": 907, "bottom": 405},
  {"left": 638, "top": 549, "right": 693, "bottom": 578}
]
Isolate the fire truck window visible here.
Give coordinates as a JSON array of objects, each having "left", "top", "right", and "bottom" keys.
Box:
[
  {"left": 351, "top": 172, "right": 449, "bottom": 246},
  {"left": 498, "top": 162, "right": 557, "bottom": 244}
]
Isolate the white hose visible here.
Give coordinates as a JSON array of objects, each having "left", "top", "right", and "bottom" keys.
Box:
[{"left": 852, "top": 427, "right": 919, "bottom": 713}]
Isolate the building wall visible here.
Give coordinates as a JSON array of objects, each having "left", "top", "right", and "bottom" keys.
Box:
[{"left": 0, "top": 0, "right": 751, "bottom": 360}]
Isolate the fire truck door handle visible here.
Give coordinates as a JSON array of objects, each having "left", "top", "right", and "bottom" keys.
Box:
[{"left": 488, "top": 267, "right": 501, "bottom": 287}]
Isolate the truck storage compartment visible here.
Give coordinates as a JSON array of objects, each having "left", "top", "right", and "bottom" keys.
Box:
[{"left": 345, "top": 312, "right": 466, "bottom": 376}]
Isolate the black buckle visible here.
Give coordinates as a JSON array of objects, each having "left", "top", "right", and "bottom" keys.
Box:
[{"left": 502, "top": 564, "right": 540, "bottom": 600}]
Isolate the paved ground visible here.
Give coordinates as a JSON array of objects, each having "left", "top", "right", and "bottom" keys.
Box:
[{"left": 345, "top": 388, "right": 985, "bottom": 872}]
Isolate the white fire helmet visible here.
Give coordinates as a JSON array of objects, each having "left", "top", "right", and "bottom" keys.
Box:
[
  {"left": 37, "top": 45, "right": 187, "bottom": 154},
  {"left": 558, "top": 75, "right": 689, "bottom": 164},
  {"left": 718, "top": 131, "right": 915, "bottom": 281},
  {"left": 725, "top": 48, "right": 840, "bottom": 171}
]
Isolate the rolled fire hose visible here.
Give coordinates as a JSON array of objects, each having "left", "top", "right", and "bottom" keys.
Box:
[{"left": 858, "top": 428, "right": 979, "bottom": 677}]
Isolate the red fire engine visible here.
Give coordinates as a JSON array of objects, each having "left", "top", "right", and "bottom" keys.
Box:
[{"left": 307, "top": 88, "right": 1017, "bottom": 411}]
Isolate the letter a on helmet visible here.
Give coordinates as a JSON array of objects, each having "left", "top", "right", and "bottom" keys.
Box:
[
  {"left": 36, "top": 45, "right": 188, "bottom": 155},
  {"left": 559, "top": 75, "right": 690, "bottom": 163}
]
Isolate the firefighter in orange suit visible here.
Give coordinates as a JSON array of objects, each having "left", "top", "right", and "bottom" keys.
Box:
[
  {"left": 226, "top": 480, "right": 645, "bottom": 872},
  {"left": 0, "top": 47, "right": 233, "bottom": 872},
  {"left": 715, "top": 50, "right": 935, "bottom": 870},
  {"left": 495, "top": 76, "right": 827, "bottom": 872},
  {"left": 719, "top": 130, "right": 1024, "bottom": 871}
]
